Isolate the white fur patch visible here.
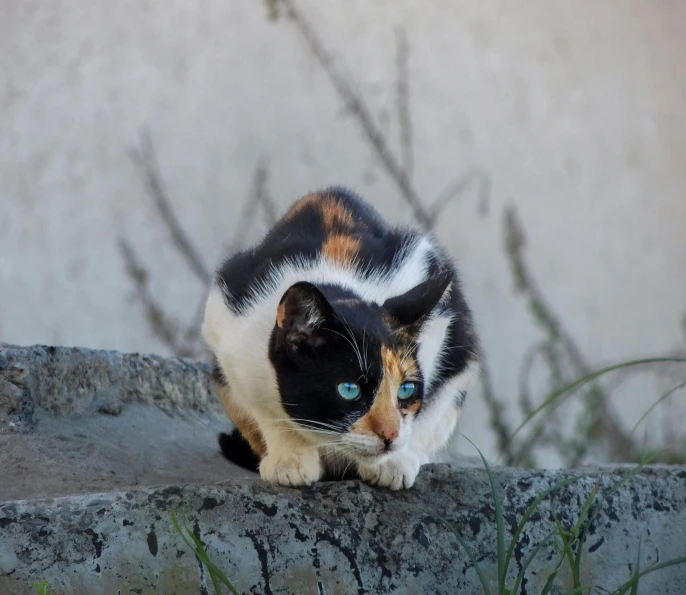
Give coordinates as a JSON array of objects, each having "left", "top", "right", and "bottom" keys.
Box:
[
  {"left": 417, "top": 313, "right": 452, "bottom": 389},
  {"left": 411, "top": 358, "right": 480, "bottom": 461}
]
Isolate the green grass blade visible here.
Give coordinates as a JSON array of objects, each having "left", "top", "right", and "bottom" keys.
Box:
[
  {"left": 31, "top": 580, "right": 50, "bottom": 595},
  {"left": 508, "top": 358, "right": 686, "bottom": 445},
  {"left": 510, "top": 529, "right": 557, "bottom": 594},
  {"left": 541, "top": 569, "right": 559, "bottom": 595},
  {"left": 171, "top": 510, "right": 198, "bottom": 553},
  {"left": 613, "top": 555, "right": 686, "bottom": 595},
  {"left": 585, "top": 451, "right": 662, "bottom": 537},
  {"left": 436, "top": 515, "right": 492, "bottom": 595},
  {"left": 171, "top": 510, "right": 240, "bottom": 595},
  {"left": 606, "top": 451, "right": 661, "bottom": 499},
  {"left": 629, "top": 536, "right": 642, "bottom": 595},
  {"left": 504, "top": 474, "right": 590, "bottom": 579},
  {"left": 552, "top": 513, "right": 581, "bottom": 589},
  {"left": 630, "top": 379, "right": 686, "bottom": 438},
  {"left": 462, "top": 436, "right": 506, "bottom": 592},
  {"left": 186, "top": 529, "right": 226, "bottom": 595},
  {"left": 639, "top": 556, "right": 686, "bottom": 574},
  {"left": 186, "top": 524, "right": 240, "bottom": 595},
  {"left": 572, "top": 480, "right": 599, "bottom": 538},
  {"left": 568, "top": 479, "right": 601, "bottom": 579}
]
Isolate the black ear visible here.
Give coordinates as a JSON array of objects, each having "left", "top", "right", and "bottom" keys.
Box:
[
  {"left": 275, "top": 282, "right": 334, "bottom": 350},
  {"left": 383, "top": 273, "right": 452, "bottom": 327}
]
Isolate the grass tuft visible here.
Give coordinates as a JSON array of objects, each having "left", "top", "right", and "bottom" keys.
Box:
[
  {"left": 171, "top": 510, "right": 240, "bottom": 595},
  {"left": 31, "top": 580, "right": 50, "bottom": 595}
]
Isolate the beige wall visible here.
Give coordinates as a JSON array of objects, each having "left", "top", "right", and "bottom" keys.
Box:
[{"left": 2, "top": 1, "right": 685, "bottom": 463}]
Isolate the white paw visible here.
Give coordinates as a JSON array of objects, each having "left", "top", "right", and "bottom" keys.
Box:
[
  {"left": 259, "top": 449, "right": 322, "bottom": 487},
  {"left": 358, "top": 454, "right": 421, "bottom": 491}
]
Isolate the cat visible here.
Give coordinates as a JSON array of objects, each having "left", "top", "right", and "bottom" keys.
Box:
[{"left": 202, "top": 188, "right": 479, "bottom": 490}]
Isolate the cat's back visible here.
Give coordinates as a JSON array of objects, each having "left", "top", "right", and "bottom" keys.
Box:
[{"left": 217, "top": 188, "right": 431, "bottom": 313}]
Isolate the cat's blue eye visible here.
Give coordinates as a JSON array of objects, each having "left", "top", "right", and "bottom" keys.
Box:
[
  {"left": 337, "top": 382, "right": 361, "bottom": 400},
  {"left": 398, "top": 382, "right": 416, "bottom": 400}
]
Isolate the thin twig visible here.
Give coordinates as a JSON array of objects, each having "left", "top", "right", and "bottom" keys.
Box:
[
  {"left": 118, "top": 237, "right": 183, "bottom": 354},
  {"left": 478, "top": 354, "right": 533, "bottom": 466},
  {"left": 254, "top": 165, "right": 279, "bottom": 226},
  {"left": 430, "top": 168, "right": 490, "bottom": 225},
  {"left": 504, "top": 205, "right": 636, "bottom": 462},
  {"left": 184, "top": 163, "right": 277, "bottom": 351},
  {"left": 228, "top": 163, "right": 277, "bottom": 252},
  {"left": 395, "top": 27, "right": 413, "bottom": 181},
  {"left": 283, "top": 0, "right": 432, "bottom": 230},
  {"left": 129, "top": 130, "right": 211, "bottom": 284},
  {"left": 517, "top": 341, "right": 547, "bottom": 417}
]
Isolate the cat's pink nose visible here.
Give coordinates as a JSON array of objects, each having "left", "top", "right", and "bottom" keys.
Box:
[
  {"left": 374, "top": 427, "right": 398, "bottom": 444},
  {"left": 369, "top": 415, "right": 399, "bottom": 445}
]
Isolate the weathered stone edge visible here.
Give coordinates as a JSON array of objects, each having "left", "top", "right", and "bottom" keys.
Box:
[
  {"left": 0, "top": 344, "right": 225, "bottom": 428},
  {"left": 1, "top": 464, "right": 686, "bottom": 594}
]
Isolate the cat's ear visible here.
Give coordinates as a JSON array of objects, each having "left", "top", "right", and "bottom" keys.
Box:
[
  {"left": 383, "top": 273, "right": 452, "bottom": 327},
  {"left": 275, "top": 282, "right": 334, "bottom": 350}
]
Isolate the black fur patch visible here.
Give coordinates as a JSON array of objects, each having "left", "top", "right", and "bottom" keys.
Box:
[
  {"left": 217, "top": 187, "right": 422, "bottom": 313},
  {"left": 218, "top": 430, "right": 260, "bottom": 472}
]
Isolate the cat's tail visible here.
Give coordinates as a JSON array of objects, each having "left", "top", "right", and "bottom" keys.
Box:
[{"left": 218, "top": 430, "right": 260, "bottom": 472}]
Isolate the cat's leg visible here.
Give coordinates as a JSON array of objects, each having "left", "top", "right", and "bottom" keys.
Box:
[
  {"left": 257, "top": 423, "right": 323, "bottom": 487},
  {"left": 215, "top": 373, "right": 320, "bottom": 486},
  {"left": 212, "top": 374, "right": 266, "bottom": 458},
  {"left": 357, "top": 448, "right": 422, "bottom": 491}
]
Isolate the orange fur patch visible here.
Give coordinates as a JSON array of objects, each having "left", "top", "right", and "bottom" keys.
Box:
[
  {"left": 322, "top": 234, "right": 360, "bottom": 266},
  {"left": 351, "top": 346, "right": 420, "bottom": 440},
  {"left": 320, "top": 198, "right": 355, "bottom": 230},
  {"left": 402, "top": 400, "right": 421, "bottom": 414},
  {"left": 283, "top": 193, "right": 321, "bottom": 219},
  {"left": 212, "top": 376, "right": 266, "bottom": 458},
  {"left": 284, "top": 193, "right": 355, "bottom": 231},
  {"left": 276, "top": 301, "right": 286, "bottom": 328}
]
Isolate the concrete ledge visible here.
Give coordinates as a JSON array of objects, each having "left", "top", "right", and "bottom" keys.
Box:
[
  {"left": 2, "top": 465, "right": 686, "bottom": 594},
  {"left": 2, "top": 345, "right": 686, "bottom": 593},
  {"left": 0, "top": 344, "right": 223, "bottom": 427},
  {"left": 0, "top": 344, "right": 248, "bottom": 503}
]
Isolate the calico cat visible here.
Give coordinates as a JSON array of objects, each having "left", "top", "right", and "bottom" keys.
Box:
[{"left": 202, "top": 188, "right": 479, "bottom": 490}]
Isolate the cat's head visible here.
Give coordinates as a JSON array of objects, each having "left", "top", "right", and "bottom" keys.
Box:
[{"left": 268, "top": 275, "right": 451, "bottom": 464}]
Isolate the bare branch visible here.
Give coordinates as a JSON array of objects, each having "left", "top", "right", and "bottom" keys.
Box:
[
  {"left": 180, "top": 293, "right": 210, "bottom": 356},
  {"left": 118, "top": 237, "right": 183, "bottom": 355},
  {"left": 283, "top": 0, "right": 433, "bottom": 230},
  {"left": 253, "top": 164, "right": 279, "bottom": 226},
  {"left": 129, "top": 130, "right": 211, "bottom": 284},
  {"left": 517, "top": 340, "right": 547, "bottom": 417},
  {"left": 478, "top": 355, "right": 534, "bottom": 467},
  {"left": 183, "top": 163, "right": 277, "bottom": 351},
  {"left": 228, "top": 163, "right": 277, "bottom": 253},
  {"left": 429, "top": 168, "right": 490, "bottom": 226},
  {"left": 503, "top": 205, "right": 637, "bottom": 462},
  {"left": 395, "top": 27, "right": 413, "bottom": 180}
]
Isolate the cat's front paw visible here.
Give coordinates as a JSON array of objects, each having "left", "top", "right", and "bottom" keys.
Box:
[
  {"left": 259, "top": 449, "right": 322, "bottom": 487},
  {"left": 358, "top": 454, "right": 421, "bottom": 491}
]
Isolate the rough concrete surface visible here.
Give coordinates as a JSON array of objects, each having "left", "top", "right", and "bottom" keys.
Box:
[
  {"left": 2, "top": 466, "right": 686, "bottom": 594},
  {"left": 0, "top": 344, "right": 253, "bottom": 503},
  {"left": 2, "top": 344, "right": 686, "bottom": 594}
]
